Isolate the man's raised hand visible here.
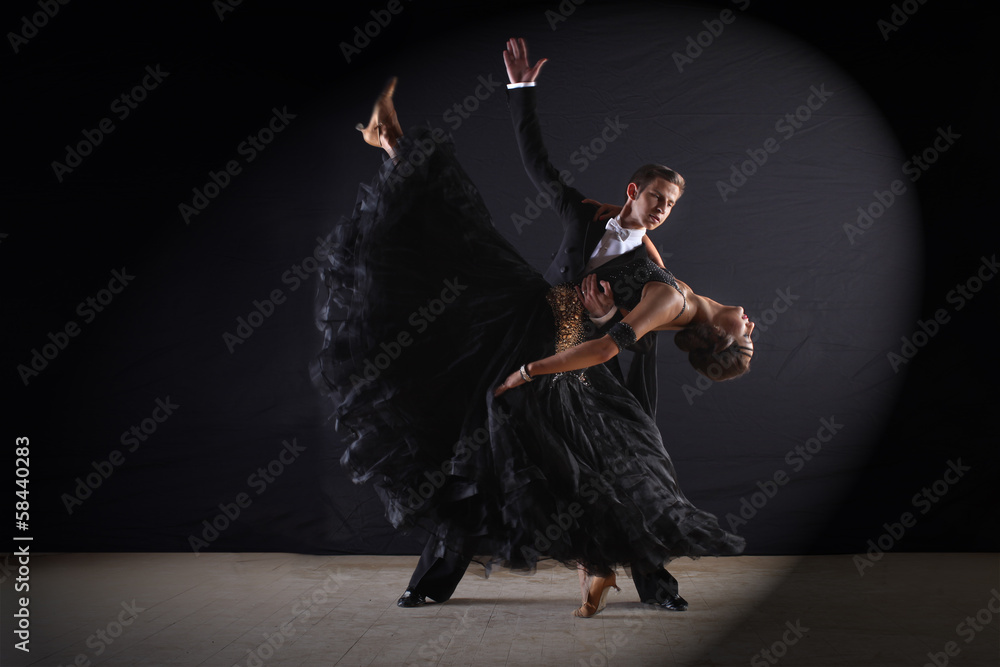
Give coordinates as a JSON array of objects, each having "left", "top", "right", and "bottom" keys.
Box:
[{"left": 504, "top": 37, "right": 547, "bottom": 85}]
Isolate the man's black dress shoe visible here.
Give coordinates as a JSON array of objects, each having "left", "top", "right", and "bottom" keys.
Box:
[
  {"left": 649, "top": 593, "right": 688, "bottom": 611},
  {"left": 397, "top": 589, "right": 427, "bottom": 608}
]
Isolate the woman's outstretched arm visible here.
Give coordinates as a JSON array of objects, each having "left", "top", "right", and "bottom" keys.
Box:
[
  {"left": 494, "top": 283, "right": 684, "bottom": 396},
  {"left": 494, "top": 336, "right": 618, "bottom": 396}
]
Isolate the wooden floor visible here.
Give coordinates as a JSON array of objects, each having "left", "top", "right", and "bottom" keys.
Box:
[{"left": 1, "top": 552, "right": 997, "bottom": 666}]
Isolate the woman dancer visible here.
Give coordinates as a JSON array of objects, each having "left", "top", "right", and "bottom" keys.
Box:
[{"left": 315, "top": 75, "right": 748, "bottom": 617}]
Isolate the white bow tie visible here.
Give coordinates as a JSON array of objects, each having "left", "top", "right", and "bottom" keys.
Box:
[{"left": 606, "top": 217, "right": 631, "bottom": 242}]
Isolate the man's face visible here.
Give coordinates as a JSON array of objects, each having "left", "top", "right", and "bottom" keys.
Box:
[{"left": 627, "top": 178, "right": 682, "bottom": 231}]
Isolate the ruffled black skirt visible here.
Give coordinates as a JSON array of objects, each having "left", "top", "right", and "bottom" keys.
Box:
[{"left": 314, "top": 127, "right": 743, "bottom": 575}]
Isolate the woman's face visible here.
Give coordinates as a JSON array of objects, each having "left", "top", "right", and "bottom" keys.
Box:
[{"left": 718, "top": 305, "right": 755, "bottom": 359}]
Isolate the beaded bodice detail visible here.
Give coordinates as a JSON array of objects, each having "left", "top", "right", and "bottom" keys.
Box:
[
  {"left": 590, "top": 256, "right": 684, "bottom": 312},
  {"left": 545, "top": 284, "right": 586, "bottom": 353},
  {"left": 544, "top": 284, "right": 590, "bottom": 384}
]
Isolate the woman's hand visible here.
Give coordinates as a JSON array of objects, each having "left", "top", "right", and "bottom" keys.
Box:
[
  {"left": 494, "top": 369, "right": 528, "bottom": 397},
  {"left": 503, "top": 37, "right": 547, "bottom": 85}
]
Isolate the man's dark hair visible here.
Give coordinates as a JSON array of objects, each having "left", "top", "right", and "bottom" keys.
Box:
[{"left": 628, "top": 164, "right": 685, "bottom": 195}]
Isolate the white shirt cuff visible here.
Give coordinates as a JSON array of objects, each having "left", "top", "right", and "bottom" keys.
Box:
[
  {"left": 589, "top": 305, "right": 618, "bottom": 327},
  {"left": 506, "top": 82, "right": 536, "bottom": 89}
]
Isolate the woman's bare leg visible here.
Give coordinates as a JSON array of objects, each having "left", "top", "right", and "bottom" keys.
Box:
[{"left": 578, "top": 563, "right": 591, "bottom": 604}]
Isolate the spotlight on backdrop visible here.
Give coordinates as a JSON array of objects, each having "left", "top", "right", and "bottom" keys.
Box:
[{"left": 320, "top": 2, "right": 921, "bottom": 557}]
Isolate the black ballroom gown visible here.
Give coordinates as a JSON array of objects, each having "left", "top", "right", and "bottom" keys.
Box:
[{"left": 314, "top": 127, "right": 744, "bottom": 576}]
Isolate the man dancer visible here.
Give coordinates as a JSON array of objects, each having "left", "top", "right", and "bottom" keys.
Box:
[
  {"left": 397, "top": 38, "right": 689, "bottom": 613},
  {"left": 501, "top": 37, "right": 689, "bottom": 613}
]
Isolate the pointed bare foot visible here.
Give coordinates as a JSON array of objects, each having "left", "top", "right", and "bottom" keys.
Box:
[{"left": 356, "top": 76, "right": 402, "bottom": 157}]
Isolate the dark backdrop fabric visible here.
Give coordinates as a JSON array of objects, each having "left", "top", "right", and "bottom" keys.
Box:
[{"left": 4, "top": 1, "right": 997, "bottom": 562}]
